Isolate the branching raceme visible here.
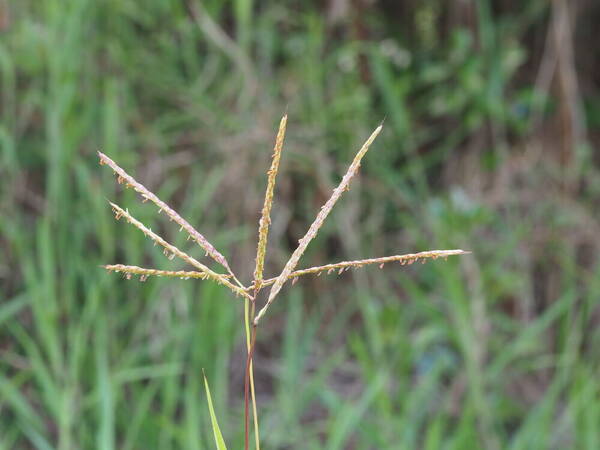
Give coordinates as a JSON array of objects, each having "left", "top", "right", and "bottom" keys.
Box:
[{"left": 98, "top": 117, "right": 469, "bottom": 449}]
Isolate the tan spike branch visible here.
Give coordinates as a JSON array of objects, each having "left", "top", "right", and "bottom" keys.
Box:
[
  {"left": 103, "top": 264, "right": 214, "bottom": 281},
  {"left": 109, "top": 202, "right": 250, "bottom": 300},
  {"left": 253, "top": 114, "right": 287, "bottom": 287},
  {"left": 98, "top": 151, "right": 232, "bottom": 273},
  {"left": 256, "top": 124, "right": 383, "bottom": 324},
  {"left": 249, "top": 249, "right": 469, "bottom": 291}
]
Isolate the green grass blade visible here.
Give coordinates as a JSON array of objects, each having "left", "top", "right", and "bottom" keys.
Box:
[
  {"left": 326, "top": 371, "right": 386, "bottom": 450},
  {"left": 203, "top": 371, "right": 228, "bottom": 450},
  {"left": 0, "top": 294, "right": 28, "bottom": 326}
]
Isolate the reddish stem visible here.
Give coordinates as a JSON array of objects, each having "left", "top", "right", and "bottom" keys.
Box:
[{"left": 244, "top": 319, "right": 257, "bottom": 450}]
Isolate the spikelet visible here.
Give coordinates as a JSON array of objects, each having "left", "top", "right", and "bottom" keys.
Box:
[
  {"left": 255, "top": 124, "right": 383, "bottom": 324},
  {"left": 108, "top": 202, "right": 250, "bottom": 300},
  {"left": 253, "top": 114, "right": 287, "bottom": 287},
  {"left": 250, "top": 249, "right": 469, "bottom": 290},
  {"left": 98, "top": 151, "right": 232, "bottom": 273},
  {"left": 103, "top": 264, "right": 213, "bottom": 281}
]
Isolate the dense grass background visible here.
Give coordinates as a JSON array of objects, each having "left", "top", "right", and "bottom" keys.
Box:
[{"left": 2, "top": 0, "right": 600, "bottom": 448}]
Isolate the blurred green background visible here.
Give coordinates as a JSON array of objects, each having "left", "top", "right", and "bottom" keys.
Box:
[{"left": 2, "top": 0, "right": 600, "bottom": 448}]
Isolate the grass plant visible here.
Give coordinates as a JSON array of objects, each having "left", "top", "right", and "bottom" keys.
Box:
[{"left": 98, "top": 117, "right": 468, "bottom": 448}]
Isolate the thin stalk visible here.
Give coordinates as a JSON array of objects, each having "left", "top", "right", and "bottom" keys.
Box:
[
  {"left": 244, "top": 295, "right": 260, "bottom": 450},
  {"left": 244, "top": 318, "right": 258, "bottom": 450},
  {"left": 249, "top": 301, "right": 259, "bottom": 450},
  {"left": 244, "top": 299, "right": 251, "bottom": 450}
]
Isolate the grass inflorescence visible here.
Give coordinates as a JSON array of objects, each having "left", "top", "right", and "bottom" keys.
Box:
[{"left": 99, "top": 117, "right": 468, "bottom": 449}]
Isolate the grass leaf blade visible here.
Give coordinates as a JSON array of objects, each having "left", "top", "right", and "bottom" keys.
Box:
[{"left": 203, "top": 371, "right": 228, "bottom": 450}]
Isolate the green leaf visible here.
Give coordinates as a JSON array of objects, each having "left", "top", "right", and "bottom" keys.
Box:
[{"left": 203, "top": 371, "right": 228, "bottom": 450}]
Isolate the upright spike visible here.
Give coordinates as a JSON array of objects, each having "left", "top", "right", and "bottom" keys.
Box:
[{"left": 255, "top": 124, "right": 383, "bottom": 324}]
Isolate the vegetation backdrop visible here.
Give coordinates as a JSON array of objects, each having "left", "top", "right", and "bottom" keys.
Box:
[{"left": 1, "top": 0, "right": 600, "bottom": 449}]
